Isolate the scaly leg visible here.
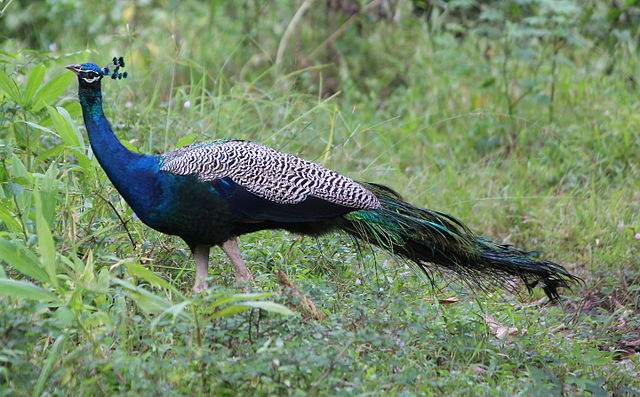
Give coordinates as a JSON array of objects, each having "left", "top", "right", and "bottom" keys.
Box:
[
  {"left": 221, "top": 238, "right": 253, "bottom": 285},
  {"left": 193, "top": 244, "right": 210, "bottom": 293}
]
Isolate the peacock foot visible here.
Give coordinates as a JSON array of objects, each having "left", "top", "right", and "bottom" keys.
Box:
[
  {"left": 192, "top": 280, "right": 209, "bottom": 293},
  {"left": 235, "top": 272, "right": 253, "bottom": 292}
]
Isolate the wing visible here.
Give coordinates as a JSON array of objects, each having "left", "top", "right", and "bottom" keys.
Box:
[{"left": 160, "top": 140, "right": 380, "bottom": 222}]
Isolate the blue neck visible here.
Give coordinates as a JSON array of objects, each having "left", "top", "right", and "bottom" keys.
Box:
[
  {"left": 79, "top": 86, "right": 159, "bottom": 216},
  {"left": 80, "top": 87, "right": 142, "bottom": 171}
]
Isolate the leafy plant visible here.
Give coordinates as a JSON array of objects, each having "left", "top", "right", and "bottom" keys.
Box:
[{"left": 0, "top": 60, "right": 294, "bottom": 395}]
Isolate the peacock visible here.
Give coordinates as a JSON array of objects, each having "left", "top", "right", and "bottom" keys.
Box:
[{"left": 67, "top": 59, "right": 579, "bottom": 300}]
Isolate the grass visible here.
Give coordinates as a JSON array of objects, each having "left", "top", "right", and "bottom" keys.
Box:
[{"left": 0, "top": 1, "right": 639, "bottom": 395}]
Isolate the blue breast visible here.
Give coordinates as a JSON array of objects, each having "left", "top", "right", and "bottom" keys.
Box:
[{"left": 133, "top": 165, "right": 234, "bottom": 242}]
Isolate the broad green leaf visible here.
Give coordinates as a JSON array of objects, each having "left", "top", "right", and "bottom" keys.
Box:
[
  {"left": 35, "top": 164, "right": 61, "bottom": 226},
  {"left": 54, "top": 307, "right": 74, "bottom": 327},
  {"left": 0, "top": 69, "right": 21, "bottom": 103},
  {"left": 96, "top": 267, "right": 110, "bottom": 293},
  {"left": 56, "top": 106, "right": 84, "bottom": 147},
  {"left": 33, "top": 334, "right": 65, "bottom": 396},
  {"left": 61, "top": 101, "right": 81, "bottom": 118},
  {"left": 34, "top": 190, "right": 59, "bottom": 288},
  {"left": 69, "top": 148, "right": 95, "bottom": 176},
  {"left": 124, "top": 261, "right": 180, "bottom": 295},
  {"left": 208, "top": 292, "right": 274, "bottom": 309},
  {"left": 23, "top": 65, "right": 45, "bottom": 108},
  {"left": 24, "top": 121, "right": 57, "bottom": 137},
  {"left": 127, "top": 291, "right": 171, "bottom": 314},
  {"left": 8, "top": 154, "right": 30, "bottom": 183},
  {"left": 150, "top": 300, "right": 193, "bottom": 328},
  {"left": 121, "top": 140, "right": 143, "bottom": 153},
  {"left": 25, "top": 122, "right": 93, "bottom": 175},
  {"left": 0, "top": 204, "right": 22, "bottom": 233},
  {"left": 0, "top": 279, "right": 56, "bottom": 302},
  {"left": 36, "top": 144, "right": 65, "bottom": 162},
  {"left": 211, "top": 304, "right": 252, "bottom": 318},
  {"left": 33, "top": 72, "right": 74, "bottom": 112},
  {"left": 58, "top": 254, "right": 80, "bottom": 274},
  {"left": 176, "top": 133, "right": 198, "bottom": 147},
  {"left": 78, "top": 250, "right": 95, "bottom": 288},
  {"left": 0, "top": 239, "right": 49, "bottom": 283},
  {"left": 0, "top": 266, "right": 6, "bottom": 278},
  {"left": 112, "top": 279, "right": 173, "bottom": 315},
  {"left": 163, "top": 300, "right": 191, "bottom": 319},
  {"left": 69, "top": 287, "right": 84, "bottom": 312},
  {"left": 241, "top": 300, "right": 294, "bottom": 316},
  {"left": 48, "top": 106, "right": 80, "bottom": 147}
]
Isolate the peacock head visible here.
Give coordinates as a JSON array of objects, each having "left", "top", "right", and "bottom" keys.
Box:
[{"left": 66, "top": 57, "right": 128, "bottom": 90}]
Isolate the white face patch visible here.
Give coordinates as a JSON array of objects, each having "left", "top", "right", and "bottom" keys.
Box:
[{"left": 82, "top": 75, "right": 101, "bottom": 84}]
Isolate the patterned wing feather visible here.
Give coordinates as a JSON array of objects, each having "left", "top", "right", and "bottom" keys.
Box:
[{"left": 160, "top": 140, "right": 380, "bottom": 210}]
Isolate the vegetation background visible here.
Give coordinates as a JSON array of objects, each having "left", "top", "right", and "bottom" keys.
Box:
[{"left": 0, "top": 0, "right": 638, "bottom": 395}]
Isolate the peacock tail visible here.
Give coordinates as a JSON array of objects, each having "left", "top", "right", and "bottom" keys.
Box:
[
  {"left": 160, "top": 140, "right": 578, "bottom": 300},
  {"left": 339, "top": 183, "right": 580, "bottom": 301}
]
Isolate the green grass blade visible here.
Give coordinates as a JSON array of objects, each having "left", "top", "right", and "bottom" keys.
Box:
[
  {"left": 33, "top": 190, "right": 58, "bottom": 288},
  {"left": 32, "top": 334, "right": 65, "bottom": 397}
]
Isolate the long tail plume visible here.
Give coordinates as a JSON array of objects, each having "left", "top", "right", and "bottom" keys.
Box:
[{"left": 339, "top": 183, "right": 580, "bottom": 301}]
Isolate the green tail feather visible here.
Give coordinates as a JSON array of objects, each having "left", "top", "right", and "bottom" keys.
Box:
[{"left": 340, "top": 183, "right": 580, "bottom": 301}]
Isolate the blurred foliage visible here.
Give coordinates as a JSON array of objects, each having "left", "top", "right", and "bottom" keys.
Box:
[
  {"left": 413, "top": 0, "right": 640, "bottom": 43},
  {"left": 2, "top": 0, "right": 639, "bottom": 92},
  {"left": 0, "top": 59, "right": 294, "bottom": 394}
]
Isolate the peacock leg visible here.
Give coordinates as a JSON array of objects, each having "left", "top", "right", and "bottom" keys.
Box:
[
  {"left": 193, "top": 244, "right": 210, "bottom": 293},
  {"left": 221, "top": 238, "right": 253, "bottom": 286}
]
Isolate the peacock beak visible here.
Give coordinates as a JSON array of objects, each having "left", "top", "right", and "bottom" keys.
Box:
[{"left": 65, "top": 64, "right": 82, "bottom": 74}]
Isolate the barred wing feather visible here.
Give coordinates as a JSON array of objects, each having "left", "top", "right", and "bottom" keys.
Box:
[{"left": 160, "top": 140, "right": 380, "bottom": 210}]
